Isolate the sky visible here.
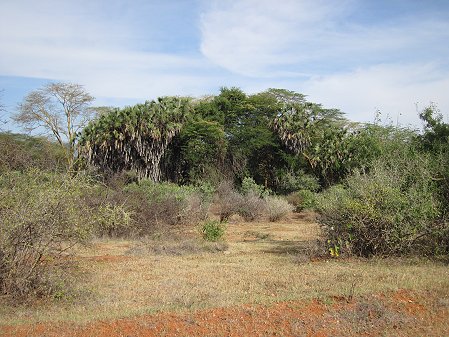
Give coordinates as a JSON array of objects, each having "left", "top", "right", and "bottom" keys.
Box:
[{"left": 1, "top": 0, "right": 449, "bottom": 132}]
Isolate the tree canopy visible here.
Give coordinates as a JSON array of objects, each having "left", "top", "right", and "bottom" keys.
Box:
[{"left": 78, "top": 96, "right": 191, "bottom": 182}]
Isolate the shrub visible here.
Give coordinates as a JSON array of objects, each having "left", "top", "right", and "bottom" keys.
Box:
[
  {"left": 265, "top": 196, "right": 294, "bottom": 222},
  {"left": 0, "top": 170, "right": 123, "bottom": 300},
  {"left": 286, "top": 189, "right": 316, "bottom": 212},
  {"left": 124, "top": 180, "right": 210, "bottom": 231},
  {"left": 215, "top": 181, "right": 243, "bottom": 222},
  {"left": 240, "top": 177, "right": 270, "bottom": 198},
  {"left": 195, "top": 181, "right": 216, "bottom": 203},
  {"left": 275, "top": 169, "right": 320, "bottom": 194},
  {"left": 216, "top": 179, "right": 291, "bottom": 222},
  {"left": 94, "top": 204, "right": 133, "bottom": 237},
  {"left": 238, "top": 190, "right": 267, "bottom": 221},
  {"left": 0, "top": 133, "right": 66, "bottom": 173},
  {"left": 316, "top": 148, "right": 447, "bottom": 257},
  {"left": 201, "top": 220, "right": 226, "bottom": 242}
]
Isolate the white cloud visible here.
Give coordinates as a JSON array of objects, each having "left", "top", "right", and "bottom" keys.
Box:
[
  {"left": 0, "top": 41, "right": 219, "bottom": 102},
  {"left": 0, "top": 0, "right": 224, "bottom": 102},
  {"left": 200, "top": 0, "right": 346, "bottom": 76},
  {"left": 0, "top": 41, "right": 210, "bottom": 97},
  {"left": 303, "top": 63, "right": 449, "bottom": 126},
  {"left": 200, "top": 0, "right": 449, "bottom": 77}
]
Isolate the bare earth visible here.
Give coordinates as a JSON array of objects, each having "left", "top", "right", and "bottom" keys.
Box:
[{"left": 1, "top": 212, "right": 448, "bottom": 336}]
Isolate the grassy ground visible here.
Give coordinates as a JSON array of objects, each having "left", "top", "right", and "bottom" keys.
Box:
[{"left": 1, "top": 212, "right": 448, "bottom": 335}]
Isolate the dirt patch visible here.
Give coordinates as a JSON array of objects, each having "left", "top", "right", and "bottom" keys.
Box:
[
  {"left": 2, "top": 290, "right": 447, "bottom": 337},
  {"left": 1, "top": 212, "right": 448, "bottom": 335}
]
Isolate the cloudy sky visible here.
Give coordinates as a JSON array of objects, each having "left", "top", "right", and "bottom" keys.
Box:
[{"left": 1, "top": 0, "right": 449, "bottom": 131}]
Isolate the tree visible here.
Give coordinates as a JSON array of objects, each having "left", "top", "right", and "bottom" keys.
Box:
[
  {"left": 14, "top": 82, "right": 94, "bottom": 169},
  {"left": 205, "top": 88, "right": 287, "bottom": 187},
  {"left": 78, "top": 96, "right": 191, "bottom": 182},
  {"left": 419, "top": 104, "right": 449, "bottom": 153},
  {"left": 271, "top": 94, "right": 350, "bottom": 186},
  {"left": 170, "top": 119, "right": 227, "bottom": 184}
]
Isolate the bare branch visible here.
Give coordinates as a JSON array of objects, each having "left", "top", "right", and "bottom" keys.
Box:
[
  {"left": 13, "top": 82, "right": 95, "bottom": 169},
  {"left": 0, "top": 89, "right": 8, "bottom": 131}
]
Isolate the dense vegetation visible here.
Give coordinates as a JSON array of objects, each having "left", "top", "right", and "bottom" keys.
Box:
[{"left": 1, "top": 83, "right": 448, "bottom": 301}]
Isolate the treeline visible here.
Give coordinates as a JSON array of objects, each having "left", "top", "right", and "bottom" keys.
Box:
[{"left": 78, "top": 88, "right": 384, "bottom": 191}]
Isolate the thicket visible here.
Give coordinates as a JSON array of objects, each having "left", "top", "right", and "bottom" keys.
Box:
[
  {"left": 123, "top": 180, "right": 212, "bottom": 229},
  {"left": 317, "top": 111, "right": 449, "bottom": 258},
  {"left": 0, "top": 170, "right": 129, "bottom": 300}
]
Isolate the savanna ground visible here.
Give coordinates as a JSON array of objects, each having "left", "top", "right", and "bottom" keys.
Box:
[{"left": 1, "top": 212, "right": 448, "bottom": 336}]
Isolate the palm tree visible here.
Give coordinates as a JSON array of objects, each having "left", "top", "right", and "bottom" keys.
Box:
[{"left": 78, "top": 96, "right": 191, "bottom": 181}]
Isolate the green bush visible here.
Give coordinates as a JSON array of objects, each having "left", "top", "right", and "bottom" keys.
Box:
[
  {"left": 93, "top": 204, "right": 133, "bottom": 237},
  {"left": 286, "top": 189, "right": 316, "bottom": 212},
  {"left": 275, "top": 169, "right": 320, "bottom": 194},
  {"left": 0, "top": 170, "right": 125, "bottom": 300},
  {"left": 201, "top": 220, "right": 226, "bottom": 242},
  {"left": 316, "top": 148, "right": 447, "bottom": 257},
  {"left": 240, "top": 177, "right": 270, "bottom": 198},
  {"left": 195, "top": 181, "right": 216, "bottom": 204}
]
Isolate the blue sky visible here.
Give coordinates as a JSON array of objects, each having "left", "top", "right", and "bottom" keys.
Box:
[{"left": 1, "top": 0, "right": 449, "bottom": 132}]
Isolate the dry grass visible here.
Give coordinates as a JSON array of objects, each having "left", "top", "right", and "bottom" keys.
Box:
[{"left": 0, "top": 211, "right": 448, "bottom": 327}]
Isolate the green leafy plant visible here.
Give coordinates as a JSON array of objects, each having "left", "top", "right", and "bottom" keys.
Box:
[
  {"left": 241, "top": 177, "right": 270, "bottom": 198},
  {"left": 275, "top": 169, "right": 320, "bottom": 194},
  {"left": 201, "top": 220, "right": 226, "bottom": 242},
  {"left": 286, "top": 189, "right": 316, "bottom": 212}
]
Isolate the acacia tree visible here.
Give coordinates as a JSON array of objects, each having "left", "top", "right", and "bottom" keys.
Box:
[
  {"left": 201, "top": 87, "right": 287, "bottom": 186},
  {"left": 78, "top": 96, "right": 191, "bottom": 182},
  {"left": 13, "top": 82, "right": 94, "bottom": 169}
]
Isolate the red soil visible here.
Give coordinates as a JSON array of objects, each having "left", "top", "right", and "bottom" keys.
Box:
[{"left": 2, "top": 290, "right": 447, "bottom": 337}]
